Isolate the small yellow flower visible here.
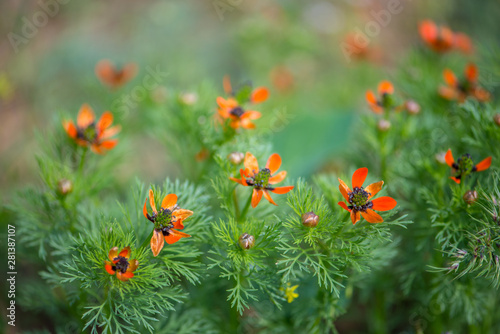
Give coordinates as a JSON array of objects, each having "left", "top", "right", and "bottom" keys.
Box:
[{"left": 284, "top": 284, "right": 299, "bottom": 303}]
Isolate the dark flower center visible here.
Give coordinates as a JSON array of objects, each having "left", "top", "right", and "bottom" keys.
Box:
[
  {"left": 452, "top": 154, "right": 476, "bottom": 179},
  {"left": 246, "top": 168, "right": 271, "bottom": 190},
  {"left": 230, "top": 107, "right": 245, "bottom": 118},
  {"left": 112, "top": 256, "right": 129, "bottom": 273},
  {"left": 151, "top": 208, "right": 173, "bottom": 231},
  {"left": 348, "top": 187, "right": 373, "bottom": 212},
  {"left": 77, "top": 123, "right": 98, "bottom": 142}
]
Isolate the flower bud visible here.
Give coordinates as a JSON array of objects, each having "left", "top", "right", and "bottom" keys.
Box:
[
  {"left": 239, "top": 233, "right": 255, "bottom": 249},
  {"left": 494, "top": 113, "right": 500, "bottom": 127},
  {"left": 435, "top": 152, "right": 447, "bottom": 164},
  {"left": 377, "top": 119, "right": 391, "bottom": 132},
  {"left": 405, "top": 100, "right": 421, "bottom": 115},
  {"left": 301, "top": 211, "right": 319, "bottom": 227},
  {"left": 463, "top": 190, "right": 478, "bottom": 204},
  {"left": 57, "top": 179, "right": 73, "bottom": 196},
  {"left": 228, "top": 152, "right": 244, "bottom": 165}
]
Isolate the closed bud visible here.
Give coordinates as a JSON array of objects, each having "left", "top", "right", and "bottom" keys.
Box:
[
  {"left": 494, "top": 113, "right": 500, "bottom": 127},
  {"left": 301, "top": 211, "right": 319, "bottom": 227},
  {"left": 57, "top": 179, "right": 73, "bottom": 196},
  {"left": 239, "top": 233, "right": 255, "bottom": 249},
  {"left": 377, "top": 119, "right": 391, "bottom": 132},
  {"left": 228, "top": 152, "right": 244, "bottom": 165},
  {"left": 405, "top": 100, "right": 421, "bottom": 115},
  {"left": 463, "top": 190, "right": 478, "bottom": 204}
]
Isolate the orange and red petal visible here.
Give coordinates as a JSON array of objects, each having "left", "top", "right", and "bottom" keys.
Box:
[
  {"left": 100, "top": 125, "right": 121, "bottom": 139},
  {"left": 454, "top": 33, "right": 473, "bottom": 54},
  {"left": 269, "top": 186, "right": 294, "bottom": 194},
  {"left": 371, "top": 196, "right": 397, "bottom": 211},
  {"left": 266, "top": 153, "right": 282, "bottom": 175},
  {"left": 262, "top": 190, "right": 277, "bottom": 206},
  {"left": 450, "top": 176, "right": 461, "bottom": 184},
  {"left": 443, "top": 69, "right": 458, "bottom": 87},
  {"left": 97, "top": 111, "right": 113, "bottom": 134},
  {"left": 269, "top": 171, "right": 287, "bottom": 184},
  {"left": 172, "top": 219, "right": 184, "bottom": 230},
  {"left": 439, "top": 86, "right": 457, "bottom": 101},
  {"left": 365, "top": 90, "right": 378, "bottom": 105},
  {"left": 444, "top": 149, "right": 455, "bottom": 167},
  {"left": 172, "top": 209, "right": 193, "bottom": 221},
  {"left": 365, "top": 181, "right": 384, "bottom": 199},
  {"left": 350, "top": 210, "right": 360, "bottom": 225},
  {"left": 161, "top": 193, "right": 177, "bottom": 211},
  {"left": 240, "top": 119, "right": 256, "bottom": 129},
  {"left": 419, "top": 20, "right": 438, "bottom": 44},
  {"left": 108, "top": 247, "right": 118, "bottom": 261},
  {"left": 119, "top": 246, "right": 131, "bottom": 259},
  {"left": 77, "top": 104, "right": 96, "bottom": 129},
  {"left": 241, "top": 110, "right": 261, "bottom": 120},
  {"left": 361, "top": 209, "right": 384, "bottom": 223},
  {"left": 338, "top": 201, "right": 351, "bottom": 212},
  {"left": 473, "top": 88, "right": 490, "bottom": 102},
  {"left": 63, "top": 120, "right": 77, "bottom": 139},
  {"left": 149, "top": 189, "right": 157, "bottom": 214},
  {"left": 251, "top": 87, "right": 269, "bottom": 103},
  {"left": 475, "top": 156, "right": 492, "bottom": 172},
  {"left": 352, "top": 167, "right": 368, "bottom": 189},
  {"left": 244, "top": 152, "right": 259, "bottom": 176},
  {"left": 151, "top": 229, "right": 164, "bottom": 257},
  {"left": 165, "top": 229, "right": 191, "bottom": 244},
  {"left": 465, "top": 63, "right": 478, "bottom": 83},
  {"left": 104, "top": 262, "right": 115, "bottom": 275},
  {"left": 251, "top": 189, "right": 263, "bottom": 208},
  {"left": 116, "top": 271, "right": 134, "bottom": 282},
  {"left": 338, "top": 178, "right": 352, "bottom": 199},
  {"left": 378, "top": 80, "right": 394, "bottom": 95},
  {"left": 127, "top": 259, "right": 139, "bottom": 273},
  {"left": 98, "top": 139, "right": 118, "bottom": 150}
]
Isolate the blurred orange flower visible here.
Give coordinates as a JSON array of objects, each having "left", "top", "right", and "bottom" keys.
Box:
[
  {"left": 338, "top": 168, "right": 396, "bottom": 225},
  {"left": 419, "top": 20, "right": 473, "bottom": 54},
  {"left": 230, "top": 152, "right": 294, "bottom": 208},
  {"left": 62, "top": 104, "right": 120, "bottom": 154},
  {"left": 365, "top": 81, "right": 395, "bottom": 114},
  {"left": 104, "top": 246, "right": 139, "bottom": 282},
  {"left": 95, "top": 60, "right": 137, "bottom": 89},
  {"left": 216, "top": 76, "right": 269, "bottom": 129},
  {"left": 444, "top": 149, "right": 491, "bottom": 184},
  {"left": 143, "top": 189, "right": 192, "bottom": 256},
  {"left": 439, "top": 63, "right": 490, "bottom": 103}
]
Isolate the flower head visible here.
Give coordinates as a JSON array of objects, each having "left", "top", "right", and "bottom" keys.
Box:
[
  {"left": 216, "top": 76, "right": 269, "bottom": 129},
  {"left": 230, "top": 152, "right": 294, "bottom": 208},
  {"left": 444, "top": 149, "right": 491, "bottom": 184},
  {"left": 143, "top": 189, "right": 192, "bottom": 256},
  {"left": 284, "top": 283, "right": 299, "bottom": 303},
  {"left": 63, "top": 104, "right": 120, "bottom": 154},
  {"left": 439, "top": 63, "right": 490, "bottom": 103},
  {"left": 419, "top": 20, "right": 472, "bottom": 54},
  {"left": 338, "top": 168, "right": 397, "bottom": 224},
  {"left": 365, "top": 81, "right": 395, "bottom": 114},
  {"left": 104, "top": 246, "right": 139, "bottom": 282},
  {"left": 95, "top": 60, "right": 137, "bottom": 89}
]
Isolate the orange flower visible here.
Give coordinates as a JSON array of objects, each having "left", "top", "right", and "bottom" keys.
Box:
[
  {"left": 216, "top": 75, "right": 269, "bottom": 129},
  {"left": 143, "top": 189, "right": 192, "bottom": 257},
  {"left": 365, "top": 81, "right": 395, "bottom": 114},
  {"left": 62, "top": 104, "right": 120, "bottom": 154},
  {"left": 230, "top": 152, "right": 294, "bottom": 208},
  {"left": 104, "top": 246, "right": 139, "bottom": 282},
  {"left": 419, "top": 20, "right": 455, "bottom": 53},
  {"left": 95, "top": 60, "right": 137, "bottom": 89},
  {"left": 444, "top": 149, "right": 492, "bottom": 184},
  {"left": 338, "top": 168, "right": 397, "bottom": 225},
  {"left": 439, "top": 63, "right": 490, "bottom": 103}
]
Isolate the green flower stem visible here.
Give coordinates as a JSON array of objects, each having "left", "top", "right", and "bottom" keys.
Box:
[
  {"left": 78, "top": 147, "right": 88, "bottom": 174},
  {"left": 233, "top": 188, "right": 240, "bottom": 219},
  {"left": 140, "top": 229, "right": 154, "bottom": 251},
  {"left": 238, "top": 190, "right": 253, "bottom": 223}
]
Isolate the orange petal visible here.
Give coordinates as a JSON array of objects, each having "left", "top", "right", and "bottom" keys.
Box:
[
  {"left": 262, "top": 190, "right": 277, "bottom": 206},
  {"left": 127, "top": 259, "right": 139, "bottom": 272},
  {"left": 365, "top": 90, "right": 377, "bottom": 105},
  {"left": 240, "top": 119, "right": 256, "bottom": 129},
  {"left": 439, "top": 86, "right": 457, "bottom": 100},
  {"left": 173, "top": 219, "right": 184, "bottom": 230},
  {"left": 378, "top": 81, "right": 394, "bottom": 95},
  {"left": 223, "top": 75, "right": 232, "bottom": 95},
  {"left": 143, "top": 198, "right": 149, "bottom": 219},
  {"left": 149, "top": 189, "right": 157, "bottom": 214},
  {"left": 419, "top": 20, "right": 437, "bottom": 44},
  {"left": 454, "top": 33, "right": 473, "bottom": 54},
  {"left": 266, "top": 153, "right": 282, "bottom": 174},
  {"left": 251, "top": 87, "right": 269, "bottom": 103},
  {"left": 350, "top": 210, "right": 360, "bottom": 225},
  {"left": 445, "top": 149, "right": 455, "bottom": 167},
  {"left": 352, "top": 167, "right": 368, "bottom": 189},
  {"left": 77, "top": 104, "right": 95, "bottom": 128},
  {"left": 63, "top": 120, "right": 77, "bottom": 139},
  {"left": 269, "top": 171, "right": 287, "bottom": 184},
  {"left": 365, "top": 181, "right": 384, "bottom": 199},
  {"left": 151, "top": 229, "right": 164, "bottom": 257},
  {"left": 270, "top": 186, "right": 294, "bottom": 194},
  {"left": 98, "top": 140, "right": 118, "bottom": 150},
  {"left": 97, "top": 111, "right": 113, "bottom": 134},
  {"left": 338, "top": 178, "right": 352, "bottom": 201},
  {"left": 108, "top": 247, "right": 118, "bottom": 261},
  {"left": 117, "top": 271, "right": 134, "bottom": 281},
  {"left": 172, "top": 209, "right": 193, "bottom": 221},
  {"left": 241, "top": 110, "right": 261, "bottom": 120},
  {"left": 443, "top": 69, "right": 458, "bottom": 87},
  {"left": 371, "top": 196, "right": 397, "bottom": 211},
  {"left": 251, "top": 189, "right": 263, "bottom": 208},
  {"left": 474, "top": 88, "right": 490, "bottom": 102},
  {"left": 165, "top": 229, "right": 191, "bottom": 244},
  {"left": 475, "top": 156, "right": 492, "bottom": 172},
  {"left": 95, "top": 60, "right": 114, "bottom": 83},
  {"left": 161, "top": 194, "right": 177, "bottom": 210},
  {"left": 465, "top": 63, "right": 478, "bottom": 83},
  {"left": 450, "top": 176, "right": 461, "bottom": 184},
  {"left": 338, "top": 201, "right": 351, "bottom": 212},
  {"left": 100, "top": 125, "right": 121, "bottom": 139},
  {"left": 104, "top": 262, "right": 115, "bottom": 275},
  {"left": 119, "top": 246, "right": 130, "bottom": 259},
  {"left": 244, "top": 152, "right": 259, "bottom": 176},
  {"left": 90, "top": 144, "right": 103, "bottom": 155},
  {"left": 361, "top": 209, "right": 383, "bottom": 223}
]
